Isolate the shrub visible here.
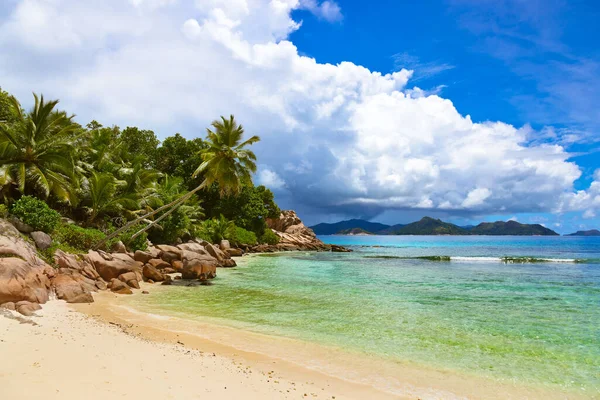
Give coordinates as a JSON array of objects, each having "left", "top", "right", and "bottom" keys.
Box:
[
  {"left": 53, "top": 223, "right": 106, "bottom": 251},
  {"left": 228, "top": 227, "right": 257, "bottom": 246},
  {"left": 197, "top": 215, "right": 235, "bottom": 244},
  {"left": 0, "top": 204, "right": 8, "bottom": 218},
  {"left": 10, "top": 196, "right": 61, "bottom": 233},
  {"left": 259, "top": 228, "right": 280, "bottom": 245},
  {"left": 148, "top": 208, "right": 189, "bottom": 245},
  {"left": 107, "top": 226, "right": 148, "bottom": 252}
]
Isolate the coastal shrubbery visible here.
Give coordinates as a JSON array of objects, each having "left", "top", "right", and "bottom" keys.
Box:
[
  {"left": 53, "top": 224, "right": 106, "bottom": 251},
  {"left": 0, "top": 204, "right": 7, "bottom": 218},
  {"left": 108, "top": 226, "right": 148, "bottom": 253},
  {"left": 230, "top": 227, "right": 258, "bottom": 246},
  {"left": 0, "top": 89, "right": 281, "bottom": 250},
  {"left": 260, "top": 229, "right": 280, "bottom": 245},
  {"left": 10, "top": 196, "right": 61, "bottom": 233},
  {"left": 197, "top": 215, "right": 235, "bottom": 244}
]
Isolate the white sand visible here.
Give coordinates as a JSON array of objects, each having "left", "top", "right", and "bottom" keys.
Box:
[
  {"left": 0, "top": 300, "right": 404, "bottom": 400},
  {"left": 0, "top": 296, "right": 587, "bottom": 400}
]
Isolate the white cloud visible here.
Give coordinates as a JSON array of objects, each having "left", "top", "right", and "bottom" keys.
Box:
[
  {"left": 556, "top": 169, "right": 600, "bottom": 216},
  {"left": 299, "top": 0, "right": 343, "bottom": 22},
  {"left": 0, "top": 0, "right": 594, "bottom": 219},
  {"left": 462, "top": 188, "right": 492, "bottom": 208},
  {"left": 257, "top": 168, "right": 286, "bottom": 189}
]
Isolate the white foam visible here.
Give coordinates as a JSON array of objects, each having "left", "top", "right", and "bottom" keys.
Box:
[{"left": 450, "top": 256, "right": 501, "bottom": 262}]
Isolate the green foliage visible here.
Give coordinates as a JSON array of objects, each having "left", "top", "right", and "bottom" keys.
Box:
[
  {"left": 154, "top": 134, "right": 206, "bottom": 182},
  {"left": 107, "top": 225, "right": 148, "bottom": 252},
  {"left": 0, "top": 204, "right": 7, "bottom": 218},
  {"left": 53, "top": 223, "right": 106, "bottom": 251},
  {"left": 194, "top": 115, "right": 260, "bottom": 196},
  {"left": 118, "top": 127, "right": 159, "bottom": 167},
  {"left": 0, "top": 93, "right": 79, "bottom": 203},
  {"left": 146, "top": 175, "right": 204, "bottom": 244},
  {"left": 1, "top": 91, "right": 282, "bottom": 247},
  {"left": 83, "top": 171, "right": 138, "bottom": 223},
  {"left": 0, "top": 87, "right": 19, "bottom": 124},
  {"left": 259, "top": 228, "right": 280, "bottom": 245},
  {"left": 10, "top": 196, "right": 61, "bottom": 233},
  {"left": 204, "top": 185, "right": 280, "bottom": 235},
  {"left": 228, "top": 226, "right": 258, "bottom": 246},
  {"left": 197, "top": 215, "right": 235, "bottom": 244},
  {"left": 148, "top": 207, "right": 190, "bottom": 245}
]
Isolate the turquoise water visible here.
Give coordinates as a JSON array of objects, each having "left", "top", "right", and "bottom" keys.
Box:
[{"left": 129, "top": 236, "right": 600, "bottom": 395}]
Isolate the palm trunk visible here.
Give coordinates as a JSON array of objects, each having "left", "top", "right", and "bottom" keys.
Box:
[
  {"left": 129, "top": 191, "right": 191, "bottom": 241},
  {"left": 94, "top": 183, "right": 205, "bottom": 249}
]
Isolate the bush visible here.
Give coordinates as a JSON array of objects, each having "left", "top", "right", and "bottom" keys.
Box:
[
  {"left": 228, "top": 227, "right": 257, "bottom": 246},
  {"left": 10, "top": 196, "right": 61, "bottom": 233},
  {"left": 0, "top": 204, "right": 8, "bottom": 218},
  {"left": 197, "top": 215, "right": 235, "bottom": 244},
  {"left": 148, "top": 208, "right": 189, "bottom": 245},
  {"left": 107, "top": 226, "right": 148, "bottom": 252},
  {"left": 259, "top": 228, "right": 280, "bottom": 245},
  {"left": 53, "top": 223, "right": 106, "bottom": 251}
]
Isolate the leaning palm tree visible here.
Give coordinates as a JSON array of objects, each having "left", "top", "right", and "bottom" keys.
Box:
[
  {"left": 0, "top": 94, "right": 79, "bottom": 203},
  {"left": 97, "top": 115, "right": 259, "bottom": 247}
]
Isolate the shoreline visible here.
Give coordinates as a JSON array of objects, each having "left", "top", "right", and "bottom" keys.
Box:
[{"left": 71, "top": 285, "right": 587, "bottom": 400}]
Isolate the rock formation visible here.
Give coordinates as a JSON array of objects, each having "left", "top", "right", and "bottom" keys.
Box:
[
  {"left": 255, "top": 210, "right": 351, "bottom": 252},
  {"left": 0, "top": 219, "right": 52, "bottom": 305}
]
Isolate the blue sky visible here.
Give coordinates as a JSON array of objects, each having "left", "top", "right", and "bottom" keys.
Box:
[
  {"left": 295, "top": 0, "right": 600, "bottom": 231},
  {"left": 1, "top": 0, "right": 599, "bottom": 233}
]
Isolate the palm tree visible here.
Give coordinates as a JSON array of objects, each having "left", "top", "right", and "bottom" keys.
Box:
[
  {"left": 0, "top": 94, "right": 79, "bottom": 203},
  {"left": 193, "top": 115, "right": 259, "bottom": 196},
  {"left": 83, "top": 171, "right": 138, "bottom": 224},
  {"left": 97, "top": 115, "right": 260, "bottom": 247}
]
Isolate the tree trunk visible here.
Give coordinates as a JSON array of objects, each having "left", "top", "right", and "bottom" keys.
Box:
[
  {"left": 94, "top": 183, "right": 204, "bottom": 249},
  {"left": 129, "top": 196, "right": 184, "bottom": 241}
]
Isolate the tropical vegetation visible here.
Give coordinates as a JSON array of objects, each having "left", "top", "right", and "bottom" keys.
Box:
[{"left": 0, "top": 89, "right": 281, "bottom": 250}]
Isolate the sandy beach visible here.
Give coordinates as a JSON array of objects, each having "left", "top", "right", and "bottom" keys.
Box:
[
  {"left": 1, "top": 286, "right": 586, "bottom": 400},
  {"left": 0, "top": 298, "right": 400, "bottom": 400}
]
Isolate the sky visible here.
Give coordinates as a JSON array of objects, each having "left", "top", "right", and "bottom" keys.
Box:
[{"left": 1, "top": 0, "right": 599, "bottom": 233}]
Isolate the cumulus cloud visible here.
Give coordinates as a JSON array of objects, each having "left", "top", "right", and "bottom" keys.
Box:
[
  {"left": 0, "top": 0, "right": 596, "bottom": 220},
  {"left": 257, "top": 168, "right": 286, "bottom": 189},
  {"left": 299, "top": 0, "right": 343, "bottom": 22},
  {"left": 557, "top": 169, "right": 600, "bottom": 217}
]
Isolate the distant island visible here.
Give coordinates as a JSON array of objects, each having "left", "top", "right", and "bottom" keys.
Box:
[
  {"left": 311, "top": 217, "right": 559, "bottom": 236},
  {"left": 565, "top": 229, "right": 600, "bottom": 236}
]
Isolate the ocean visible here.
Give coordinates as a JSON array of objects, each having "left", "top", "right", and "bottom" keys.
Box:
[{"left": 124, "top": 236, "right": 600, "bottom": 396}]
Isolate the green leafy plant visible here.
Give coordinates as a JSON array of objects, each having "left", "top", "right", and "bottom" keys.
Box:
[
  {"left": 107, "top": 225, "right": 148, "bottom": 252},
  {"left": 228, "top": 226, "right": 257, "bottom": 246},
  {"left": 259, "top": 228, "right": 280, "bottom": 245},
  {"left": 0, "top": 204, "right": 7, "bottom": 218},
  {"left": 0, "top": 94, "right": 78, "bottom": 202},
  {"left": 197, "top": 215, "right": 235, "bottom": 244},
  {"left": 148, "top": 207, "right": 190, "bottom": 245},
  {"left": 10, "top": 196, "right": 61, "bottom": 233},
  {"left": 53, "top": 223, "right": 106, "bottom": 251}
]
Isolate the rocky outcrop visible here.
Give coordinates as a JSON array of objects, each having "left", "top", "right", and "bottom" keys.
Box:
[
  {"left": 134, "top": 250, "right": 153, "bottom": 264},
  {"left": 260, "top": 210, "right": 351, "bottom": 253},
  {"left": 181, "top": 258, "right": 217, "bottom": 280},
  {"left": 85, "top": 251, "right": 143, "bottom": 282},
  {"left": 142, "top": 264, "right": 165, "bottom": 282},
  {"left": 16, "top": 301, "right": 42, "bottom": 316},
  {"left": 52, "top": 274, "right": 94, "bottom": 303},
  {"left": 0, "top": 219, "right": 51, "bottom": 305},
  {"left": 52, "top": 250, "right": 104, "bottom": 303},
  {"left": 30, "top": 231, "right": 52, "bottom": 250}
]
